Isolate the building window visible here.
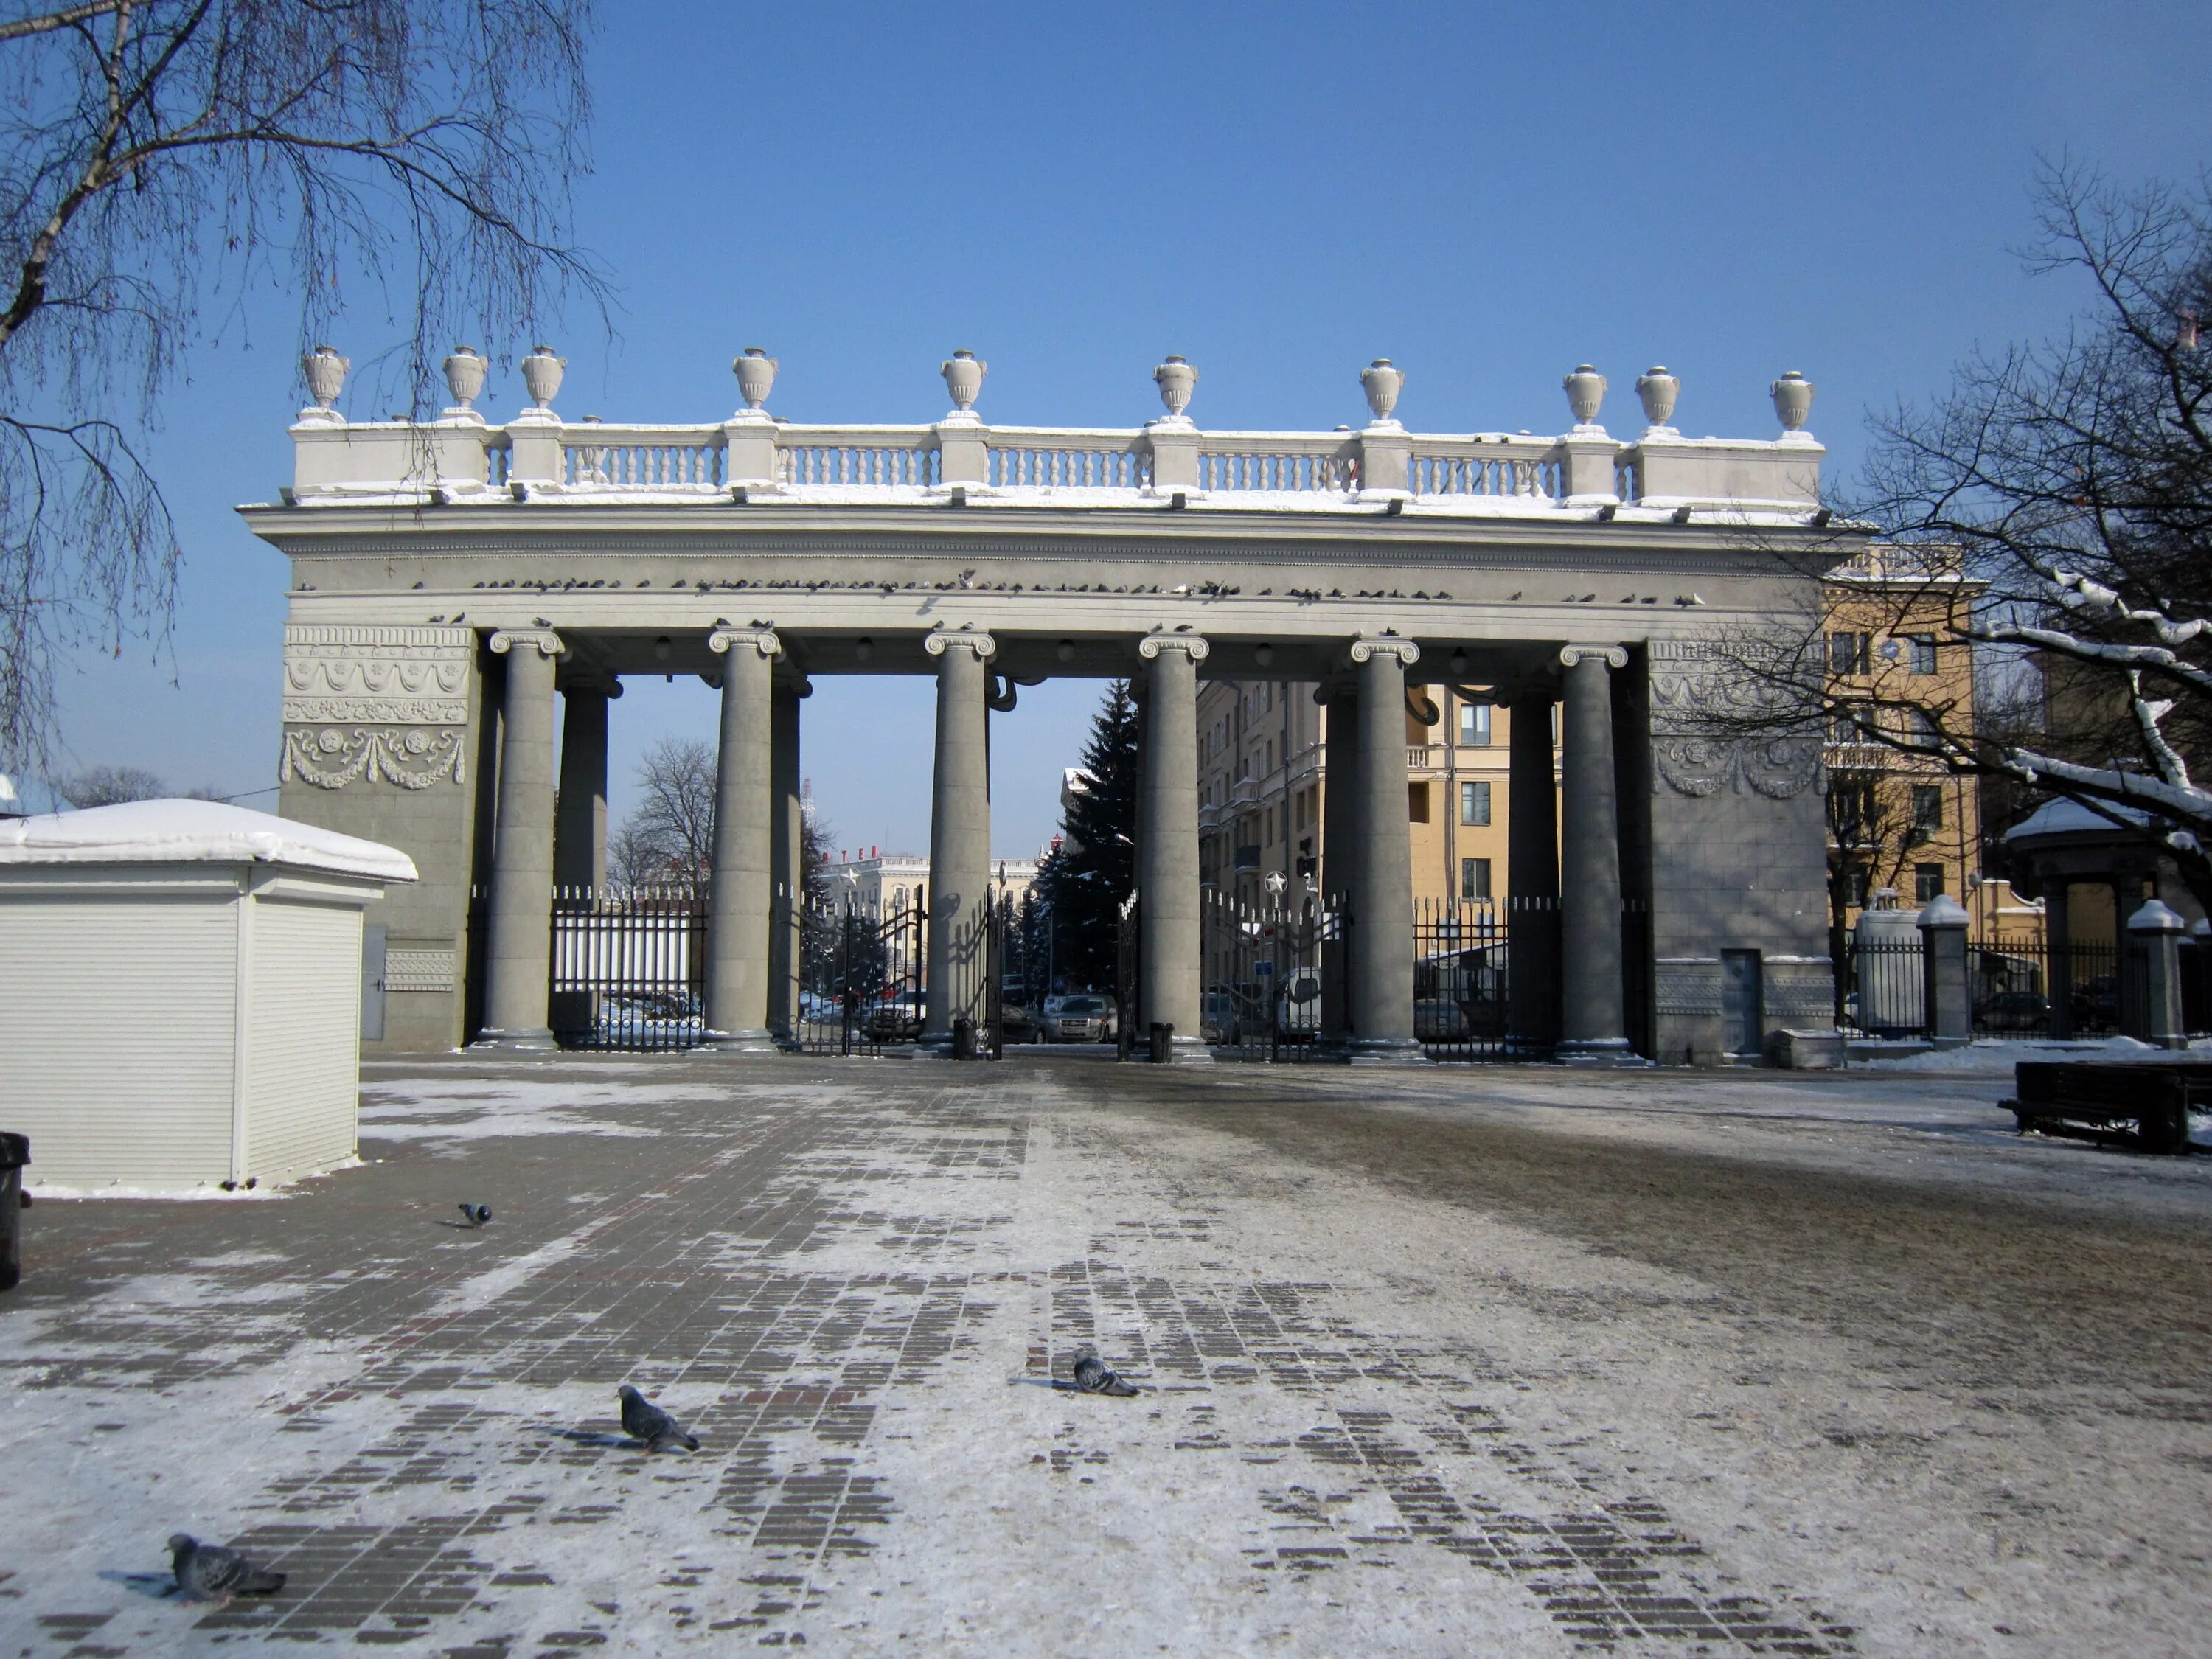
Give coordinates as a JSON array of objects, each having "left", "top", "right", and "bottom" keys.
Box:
[
  {"left": 1408, "top": 781, "right": 1430, "bottom": 823},
  {"left": 1910, "top": 785, "right": 1944, "bottom": 844},
  {"left": 1459, "top": 779, "right": 1492, "bottom": 826},
  {"left": 1458, "top": 701, "right": 1491, "bottom": 746},
  {"left": 1914, "top": 863, "right": 1946, "bottom": 902},
  {"left": 1909, "top": 634, "right": 1938, "bottom": 675},
  {"left": 1902, "top": 706, "right": 1941, "bottom": 749},
  {"left": 1841, "top": 864, "right": 1869, "bottom": 908},
  {"left": 1829, "top": 630, "right": 1872, "bottom": 675},
  {"left": 1461, "top": 857, "right": 1492, "bottom": 900}
]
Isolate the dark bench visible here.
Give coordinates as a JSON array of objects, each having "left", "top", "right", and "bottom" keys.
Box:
[{"left": 2003, "top": 1061, "right": 2211, "bottom": 1155}]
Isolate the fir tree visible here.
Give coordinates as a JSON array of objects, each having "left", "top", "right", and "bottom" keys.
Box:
[{"left": 1034, "top": 678, "right": 1140, "bottom": 990}]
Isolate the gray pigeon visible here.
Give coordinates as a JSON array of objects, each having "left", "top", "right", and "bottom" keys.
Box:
[
  {"left": 617, "top": 1384, "right": 699, "bottom": 1452},
  {"left": 458, "top": 1203, "right": 491, "bottom": 1228},
  {"left": 168, "top": 1534, "right": 285, "bottom": 1600},
  {"left": 1072, "top": 1349, "right": 1141, "bottom": 1397}
]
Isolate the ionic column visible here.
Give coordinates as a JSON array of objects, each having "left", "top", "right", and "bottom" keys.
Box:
[
  {"left": 1139, "top": 633, "right": 1210, "bottom": 1062},
  {"left": 703, "top": 626, "right": 780, "bottom": 1054},
  {"left": 1506, "top": 686, "right": 1561, "bottom": 1050},
  {"left": 1348, "top": 637, "right": 1425, "bottom": 1063},
  {"left": 768, "top": 678, "right": 806, "bottom": 1047},
  {"left": 1557, "top": 644, "right": 1635, "bottom": 1064},
  {"left": 1318, "top": 680, "right": 1358, "bottom": 1046},
  {"left": 554, "top": 684, "right": 612, "bottom": 892},
  {"left": 924, "top": 627, "right": 995, "bottom": 1049},
  {"left": 474, "top": 628, "right": 563, "bottom": 1051}
]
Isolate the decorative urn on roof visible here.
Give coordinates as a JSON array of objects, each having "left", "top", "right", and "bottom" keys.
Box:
[
  {"left": 302, "top": 344, "right": 349, "bottom": 420},
  {"left": 1771, "top": 369, "right": 1815, "bottom": 437},
  {"left": 519, "top": 344, "right": 565, "bottom": 411},
  {"left": 1563, "top": 364, "right": 1607, "bottom": 429},
  {"left": 1635, "top": 366, "right": 1679, "bottom": 432},
  {"left": 733, "top": 347, "right": 777, "bottom": 414},
  {"left": 941, "top": 349, "right": 987, "bottom": 416},
  {"left": 1360, "top": 358, "right": 1404, "bottom": 424},
  {"left": 441, "top": 345, "right": 487, "bottom": 417},
  {"left": 1152, "top": 355, "right": 1198, "bottom": 420}
]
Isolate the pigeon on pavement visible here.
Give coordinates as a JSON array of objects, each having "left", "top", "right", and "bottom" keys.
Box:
[
  {"left": 458, "top": 1203, "right": 492, "bottom": 1228},
  {"left": 168, "top": 1534, "right": 285, "bottom": 1600},
  {"left": 1072, "top": 1349, "right": 1141, "bottom": 1397},
  {"left": 617, "top": 1384, "right": 700, "bottom": 1452}
]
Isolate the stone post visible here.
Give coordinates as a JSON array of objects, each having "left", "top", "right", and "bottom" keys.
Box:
[
  {"left": 2045, "top": 880, "right": 2074, "bottom": 1040},
  {"left": 769, "top": 679, "right": 806, "bottom": 1047},
  {"left": 474, "top": 629, "right": 563, "bottom": 1051},
  {"left": 703, "top": 627, "right": 780, "bottom": 1054},
  {"left": 1138, "top": 633, "right": 1210, "bottom": 1062},
  {"left": 1147, "top": 420, "right": 1200, "bottom": 494},
  {"left": 1347, "top": 638, "right": 1425, "bottom": 1063},
  {"left": 2127, "top": 899, "right": 2188, "bottom": 1050},
  {"left": 1506, "top": 688, "right": 1562, "bottom": 1050},
  {"left": 1916, "top": 893, "right": 1971, "bottom": 1047},
  {"left": 1557, "top": 644, "right": 1636, "bottom": 1065},
  {"left": 924, "top": 627, "right": 995, "bottom": 1049},
  {"left": 553, "top": 686, "right": 611, "bottom": 891},
  {"left": 1317, "top": 681, "right": 1358, "bottom": 1047}
]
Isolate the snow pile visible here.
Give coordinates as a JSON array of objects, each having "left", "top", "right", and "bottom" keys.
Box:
[
  {"left": 1861, "top": 1035, "right": 2212, "bottom": 1074},
  {"left": 0, "top": 799, "right": 416, "bottom": 882}
]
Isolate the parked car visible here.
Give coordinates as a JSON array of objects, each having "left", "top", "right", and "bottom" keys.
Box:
[
  {"left": 594, "top": 991, "right": 704, "bottom": 1046},
  {"left": 1000, "top": 1001, "right": 1045, "bottom": 1044},
  {"left": 1414, "top": 998, "right": 1471, "bottom": 1042},
  {"left": 1045, "top": 993, "right": 1116, "bottom": 1043},
  {"left": 1202, "top": 983, "right": 1265, "bottom": 1045},
  {"left": 1975, "top": 990, "right": 2051, "bottom": 1034},
  {"left": 1275, "top": 968, "right": 1322, "bottom": 1041},
  {"left": 865, "top": 989, "right": 928, "bottom": 1042}
]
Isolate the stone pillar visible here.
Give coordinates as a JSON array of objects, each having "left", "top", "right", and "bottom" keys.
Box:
[
  {"left": 474, "top": 629, "right": 563, "bottom": 1051},
  {"left": 1348, "top": 638, "right": 1425, "bottom": 1063},
  {"left": 2127, "top": 899, "right": 2188, "bottom": 1049},
  {"left": 1318, "top": 681, "right": 1358, "bottom": 1048},
  {"left": 1917, "top": 894, "right": 1971, "bottom": 1046},
  {"left": 2045, "top": 880, "right": 2074, "bottom": 1040},
  {"left": 553, "top": 686, "right": 611, "bottom": 892},
  {"left": 1557, "top": 644, "right": 1636, "bottom": 1064},
  {"left": 1506, "top": 687, "right": 1561, "bottom": 1050},
  {"left": 924, "top": 627, "right": 995, "bottom": 1049},
  {"left": 768, "top": 680, "right": 805, "bottom": 1047},
  {"left": 1139, "top": 633, "right": 1210, "bottom": 1062},
  {"left": 703, "top": 626, "right": 780, "bottom": 1054}
]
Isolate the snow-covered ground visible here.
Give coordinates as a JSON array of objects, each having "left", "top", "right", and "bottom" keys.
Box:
[{"left": 3, "top": 1057, "right": 2208, "bottom": 1656}]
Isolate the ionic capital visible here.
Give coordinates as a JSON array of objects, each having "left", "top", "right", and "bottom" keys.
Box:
[
  {"left": 1138, "top": 632, "right": 1210, "bottom": 662},
  {"left": 1349, "top": 636, "right": 1421, "bottom": 667},
  {"left": 488, "top": 628, "right": 563, "bottom": 658},
  {"left": 923, "top": 626, "right": 997, "bottom": 660},
  {"left": 708, "top": 627, "right": 782, "bottom": 659},
  {"left": 1559, "top": 642, "right": 1628, "bottom": 670}
]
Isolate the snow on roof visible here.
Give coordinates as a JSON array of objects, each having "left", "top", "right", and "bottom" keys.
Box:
[
  {"left": 2003, "top": 797, "right": 2151, "bottom": 841},
  {"left": 0, "top": 799, "right": 417, "bottom": 882}
]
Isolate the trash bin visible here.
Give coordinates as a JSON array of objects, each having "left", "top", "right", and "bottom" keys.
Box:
[
  {"left": 953, "top": 1016, "right": 977, "bottom": 1061},
  {"left": 1148, "top": 1021, "right": 1173, "bottom": 1064},
  {"left": 0, "top": 1132, "right": 28, "bottom": 1293}
]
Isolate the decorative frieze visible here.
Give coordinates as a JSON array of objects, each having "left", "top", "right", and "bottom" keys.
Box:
[
  {"left": 1655, "top": 958, "right": 1722, "bottom": 1015},
  {"left": 283, "top": 624, "right": 472, "bottom": 727},
  {"left": 1762, "top": 957, "right": 1837, "bottom": 1020},
  {"left": 282, "top": 727, "right": 467, "bottom": 790},
  {"left": 385, "top": 946, "right": 457, "bottom": 993},
  {"left": 1648, "top": 638, "right": 1821, "bottom": 800}
]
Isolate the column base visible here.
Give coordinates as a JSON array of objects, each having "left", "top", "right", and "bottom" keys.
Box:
[
  {"left": 1555, "top": 1038, "right": 1653, "bottom": 1068},
  {"left": 700, "top": 1028, "right": 782, "bottom": 1056},
  {"left": 467, "top": 1027, "right": 557, "bottom": 1054},
  {"left": 1347, "top": 1036, "right": 1432, "bottom": 1067}
]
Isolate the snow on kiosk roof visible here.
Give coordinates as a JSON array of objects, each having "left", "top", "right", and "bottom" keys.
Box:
[{"left": 0, "top": 798, "right": 417, "bottom": 883}]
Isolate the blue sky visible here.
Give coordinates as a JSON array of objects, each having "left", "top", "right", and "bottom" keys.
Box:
[{"left": 36, "top": 0, "right": 2209, "bottom": 858}]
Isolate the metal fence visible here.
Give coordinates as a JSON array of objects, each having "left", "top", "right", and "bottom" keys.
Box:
[
  {"left": 1838, "top": 931, "right": 2136, "bottom": 1040},
  {"left": 793, "top": 890, "right": 1004, "bottom": 1057},
  {"left": 1200, "top": 889, "right": 1337, "bottom": 1062},
  {"left": 547, "top": 885, "right": 707, "bottom": 1051}
]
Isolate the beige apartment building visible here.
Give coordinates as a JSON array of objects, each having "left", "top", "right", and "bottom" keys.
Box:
[{"left": 1197, "top": 678, "right": 1545, "bottom": 905}]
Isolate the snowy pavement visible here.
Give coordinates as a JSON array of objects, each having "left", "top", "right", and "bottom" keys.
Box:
[{"left": 4, "top": 1056, "right": 2210, "bottom": 1656}]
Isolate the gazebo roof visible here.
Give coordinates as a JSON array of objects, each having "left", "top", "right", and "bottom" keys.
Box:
[{"left": 2003, "top": 798, "right": 2150, "bottom": 844}]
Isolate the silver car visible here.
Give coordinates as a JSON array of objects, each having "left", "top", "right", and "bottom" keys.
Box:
[{"left": 1045, "top": 993, "right": 1116, "bottom": 1043}]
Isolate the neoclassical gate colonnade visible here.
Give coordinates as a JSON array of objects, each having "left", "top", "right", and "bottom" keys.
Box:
[{"left": 254, "top": 347, "right": 1853, "bottom": 1065}]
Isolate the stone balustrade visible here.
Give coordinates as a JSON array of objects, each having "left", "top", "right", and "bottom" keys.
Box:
[{"left": 284, "top": 349, "right": 1827, "bottom": 520}]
